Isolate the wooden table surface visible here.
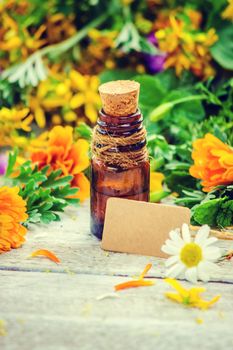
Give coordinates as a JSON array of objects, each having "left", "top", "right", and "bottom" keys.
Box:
[{"left": 0, "top": 203, "right": 233, "bottom": 350}]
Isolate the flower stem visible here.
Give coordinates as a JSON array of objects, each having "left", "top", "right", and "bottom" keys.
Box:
[
  {"left": 169, "top": 94, "right": 206, "bottom": 105},
  {"left": 150, "top": 94, "right": 206, "bottom": 122},
  {"left": 2, "top": 13, "right": 108, "bottom": 82},
  {"left": 40, "top": 13, "right": 108, "bottom": 58}
]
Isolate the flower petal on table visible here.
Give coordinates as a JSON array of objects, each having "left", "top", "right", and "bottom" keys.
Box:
[
  {"left": 29, "top": 249, "right": 61, "bottom": 264},
  {"left": 114, "top": 280, "right": 154, "bottom": 291}
]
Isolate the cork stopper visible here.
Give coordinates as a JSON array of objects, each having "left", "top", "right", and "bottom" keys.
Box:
[{"left": 99, "top": 80, "right": 140, "bottom": 116}]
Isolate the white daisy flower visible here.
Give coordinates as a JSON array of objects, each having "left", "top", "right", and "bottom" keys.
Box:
[{"left": 161, "top": 224, "right": 221, "bottom": 284}]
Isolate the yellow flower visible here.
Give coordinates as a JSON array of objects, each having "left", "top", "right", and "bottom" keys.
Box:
[
  {"left": 0, "top": 10, "right": 46, "bottom": 66},
  {"left": 46, "top": 13, "right": 76, "bottom": 44},
  {"left": 21, "top": 26, "right": 47, "bottom": 58},
  {"left": 0, "top": 186, "right": 28, "bottom": 253},
  {"left": 150, "top": 171, "right": 164, "bottom": 192},
  {"left": 78, "top": 29, "right": 117, "bottom": 74},
  {"left": 87, "top": 29, "right": 117, "bottom": 61},
  {"left": 204, "top": 28, "right": 218, "bottom": 46},
  {"left": 69, "top": 70, "right": 101, "bottom": 123},
  {"left": 0, "top": 13, "right": 21, "bottom": 68},
  {"left": 0, "top": 107, "right": 33, "bottom": 147},
  {"left": 164, "top": 278, "right": 220, "bottom": 310},
  {"left": 136, "top": 64, "right": 146, "bottom": 74},
  {"left": 29, "top": 67, "right": 100, "bottom": 127},
  {"left": 0, "top": 36, "right": 22, "bottom": 51},
  {"left": 29, "top": 131, "right": 49, "bottom": 152},
  {"left": 105, "top": 59, "right": 116, "bottom": 70},
  {"left": 150, "top": 171, "right": 167, "bottom": 202},
  {"left": 222, "top": 0, "right": 233, "bottom": 21},
  {"left": 63, "top": 111, "right": 77, "bottom": 123},
  {"left": 29, "top": 71, "right": 71, "bottom": 128},
  {"left": 51, "top": 114, "right": 62, "bottom": 125},
  {"left": 0, "top": 0, "right": 29, "bottom": 15},
  {"left": 0, "top": 4, "right": 76, "bottom": 68},
  {"left": 155, "top": 8, "right": 218, "bottom": 79}
]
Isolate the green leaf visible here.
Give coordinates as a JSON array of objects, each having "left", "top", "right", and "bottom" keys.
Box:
[
  {"left": 5, "top": 148, "right": 18, "bottom": 177},
  {"left": 165, "top": 162, "right": 191, "bottom": 171},
  {"left": 42, "top": 174, "right": 73, "bottom": 189},
  {"left": 133, "top": 75, "right": 166, "bottom": 116},
  {"left": 41, "top": 212, "right": 58, "bottom": 224},
  {"left": 150, "top": 91, "right": 205, "bottom": 122},
  {"left": 65, "top": 198, "right": 80, "bottom": 205},
  {"left": 139, "top": 36, "right": 160, "bottom": 55},
  {"left": 5, "top": 157, "right": 79, "bottom": 225},
  {"left": 36, "top": 188, "right": 51, "bottom": 201},
  {"left": 52, "top": 185, "right": 79, "bottom": 197},
  {"left": 35, "top": 55, "right": 47, "bottom": 81},
  {"left": 0, "top": 79, "right": 22, "bottom": 106},
  {"left": 154, "top": 70, "right": 178, "bottom": 91},
  {"left": 41, "top": 168, "right": 62, "bottom": 181},
  {"left": 192, "top": 198, "right": 222, "bottom": 226},
  {"left": 175, "top": 190, "right": 205, "bottom": 208},
  {"left": 19, "top": 179, "right": 36, "bottom": 198},
  {"left": 26, "top": 210, "right": 41, "bottom": 224},
  {"left": 40, "top": 165, "right": 50, "bottom": 175},
  {"left": 35, "top": 201, "right": 54, "bottom": 212},
  {"left": 165, "top": 171, "right": 197, "bottom": 195},
  {"left": 150, "top": 191, "right": 170, "bottom": 203},
  {"left": 211, "top": 25, "right": 233, "bottom": 70},
  {"left": 169, "top": 92, "right": 205, "bottom": 122},
  {"left": 27, "top": 193, "right": 40, "bottom": 208},
  {"left": 217, "top": 200, "right": 233, "bottom": 227},
  {"left": 49, "top": 199, "right": 67, "bottom": 212},
  {"left": 115, "top": 22, "right": 159, "bottom": 54},
  {"left": 75, "top": 123, "right": 92, "bottom": 141},
  {"left": 196, "top": 82, "right": 222, "bottom": 105}
]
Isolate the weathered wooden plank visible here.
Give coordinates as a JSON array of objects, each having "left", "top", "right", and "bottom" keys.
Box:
[
  {"left": 2, "top": 315, "right": 233, "bottom": 350},
  {"left": 0, "top": 270, "right": 233, "bottom": 350},
  {"left": 0, "top": 203, "right": 233, "bottom": 282}
]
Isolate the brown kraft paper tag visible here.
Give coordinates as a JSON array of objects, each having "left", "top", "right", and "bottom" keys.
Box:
[{"left": 101, "top": 198, "right": 190, "bottom": 258}]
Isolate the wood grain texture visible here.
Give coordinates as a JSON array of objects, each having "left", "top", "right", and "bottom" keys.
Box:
[
  {"left": 0, "top": 203, "right": 233, "bottom": 350},
  {"left": 0, "top": 203, "right": 233, "bottom": 282},
  {"left": 0, "top": 270, "right": 233, "bottom": 350}
]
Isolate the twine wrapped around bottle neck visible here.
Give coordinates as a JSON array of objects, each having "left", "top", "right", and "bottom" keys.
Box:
[{"left": 91, "top": 126, "right": 148, "bottom": 169}]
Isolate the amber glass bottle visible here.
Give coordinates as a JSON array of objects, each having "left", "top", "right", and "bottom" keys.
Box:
[{"left": 91, "top": 81, "right": 150, "bottom": 239}]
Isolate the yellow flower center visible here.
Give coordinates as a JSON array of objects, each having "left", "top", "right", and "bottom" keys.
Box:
[{"left": 180, "top": 243, "right": 202, "bottom": 267}]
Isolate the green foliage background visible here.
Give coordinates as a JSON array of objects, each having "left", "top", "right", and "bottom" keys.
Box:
[{"left": 0, "top": 0, "right": 233, "bottom": 227}]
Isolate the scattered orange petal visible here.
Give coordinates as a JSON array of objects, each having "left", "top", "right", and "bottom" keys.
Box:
[
  {"left": 115, "top": 279, "right": 154, "bottom": 291},
  {"left": 30, "top": 249, "right": 61, "bottom": 264},
  {"left": 114, "top": 263, "right": 154, "bottom": 291},
  {"left": 139, "top": 263, "right": 152, "bottom": 279}
]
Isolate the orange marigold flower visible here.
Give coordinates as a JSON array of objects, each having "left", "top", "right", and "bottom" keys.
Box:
[
  {"left": 0, "top": 186, "right": 28, "bottom": 253},
  {"left": 30, "top": 126, "right": 90, "bottom": 202},
  {"left": 189, "top": 133, "right": 233, "bottom": 192}
]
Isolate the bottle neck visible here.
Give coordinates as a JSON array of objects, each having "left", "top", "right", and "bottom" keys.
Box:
[
  {"left": 97, "top": 108, "right": 143, "bottom": 137},
  {"left": 91, "top": 108, "right": 148, "bottom": 169}
]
